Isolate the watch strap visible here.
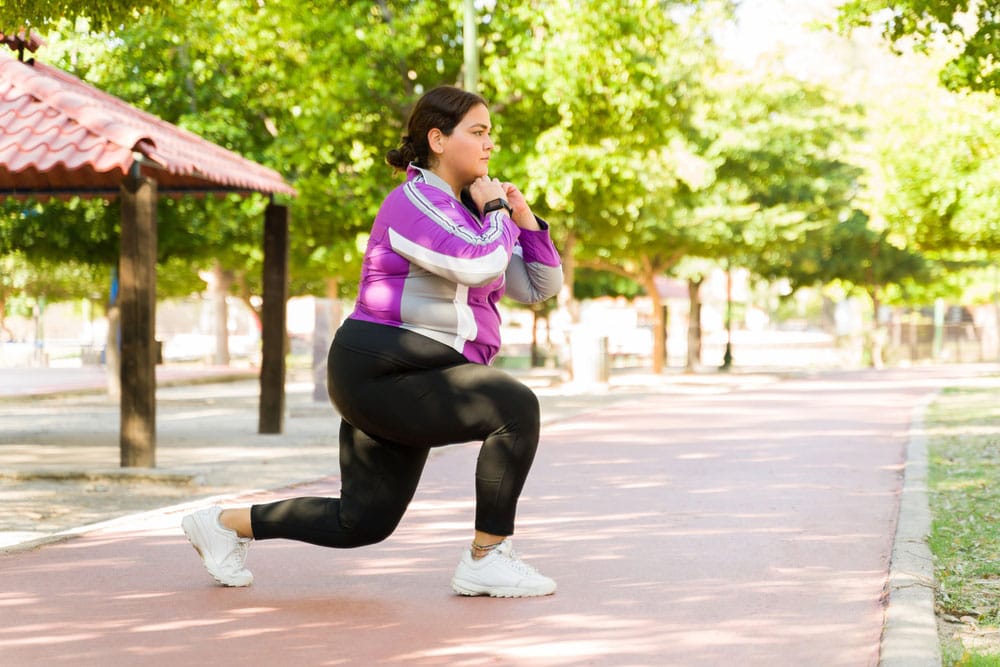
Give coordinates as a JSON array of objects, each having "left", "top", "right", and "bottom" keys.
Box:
[{"left": 483, "top": 198, "right": 513, "bottom": 216}]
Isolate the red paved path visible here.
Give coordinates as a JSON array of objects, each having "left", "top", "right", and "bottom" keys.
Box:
[{"left": 0, "top": 368, "right": 979, "bottom": 665}]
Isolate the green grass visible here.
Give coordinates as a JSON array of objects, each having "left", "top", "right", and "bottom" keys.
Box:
[{"left": 926, "top": 383, "right": 1000, "bottom": 666}]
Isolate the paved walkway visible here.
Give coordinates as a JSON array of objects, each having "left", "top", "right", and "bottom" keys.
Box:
[{"left": 1, "top": 363, "right": 996, "bottom": 665}]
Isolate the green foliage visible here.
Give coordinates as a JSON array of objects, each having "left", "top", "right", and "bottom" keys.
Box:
[
  {"left": 705, "top": 70, "right": 864, "bottom": 273},
  {"left": 838, "top": 0, "right": 1000, "bottom": 94},
  {"left": 869, "top": 87, "right": 1000, "bottom": 257},
  {"left": 5, "top": 0, "right": 997, "bottom": 321},
  {"left": 839, "top": 0, "right": 1000, "bottom": 92},
  {"left": 0, "top": 251, "right": 110, "bottom": 303},
  {"left": 484, "top": 0, "right": 722, "bottom": 275},
  {"left": 12, "top": 1, "right": 471, "bottom": 299},
  {"left": 572, "top": 268, "right": 643, "bottom": 300},
  {"left": 0, "top": 0, "right": 171, "bottom": 32},
  {"left": 769, "top": 209, "right": 930, "bottom": 300},
  {"left": 0, "top": 198, "right": 118, "bottom": 264},
  {"left": 927, "top": 384, "right": 1000, "bottom": 661}
]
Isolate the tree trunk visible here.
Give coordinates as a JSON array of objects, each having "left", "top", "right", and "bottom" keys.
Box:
[
  {"left": 105, "top": 301, "right": 121, "bottom": 399},
  {"left": 207, "top": 260, "right": 233, "bottom": 366},
  {"left": 559, "top": 231, "right": 579, "bottom": 324},
  {"left": 119, "top": 172, "right": 157, "bottom": 467},
  {"left": 868, "top": 288, "right": 884, "bottom": 369},
  {"left": 685, "top": 277, "right": 703, "bottom": 373},
  {"left": 0, "top": 292, "right": 15, "bottom": 342},
  {"left": 312, "top": 278, "right": 341, "bottom": 402},
  {"left": 644, "top": 272, "right": 666, "bottom": 374},
  {"left": 259, "top": 202, "right": 289, "bottom": 434}
]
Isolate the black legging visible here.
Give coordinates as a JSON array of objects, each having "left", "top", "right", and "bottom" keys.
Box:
[{"left": 250, "top": 318, "right": 540, "bottom": 547}]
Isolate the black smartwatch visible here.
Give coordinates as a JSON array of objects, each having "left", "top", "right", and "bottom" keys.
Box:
[{"left": 483, "top": 198, "right": 513, "bottom": 217}]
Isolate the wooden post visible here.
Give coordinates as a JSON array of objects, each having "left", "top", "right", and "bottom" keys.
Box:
[
  {"left": 119, "top": 173, "right": 157, "bottom": 467},
  {"left": 259, "top": 201, "right": 288, "bottom": 434}
]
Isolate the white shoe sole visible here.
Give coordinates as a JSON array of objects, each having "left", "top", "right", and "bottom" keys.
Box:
[{"left": 451, "top": 578, "right": 556, "bottom": 598}]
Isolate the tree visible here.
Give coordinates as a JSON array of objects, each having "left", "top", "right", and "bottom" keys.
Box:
[
  {"left": 866, "top": 85, "right": 1000, "bottom": 258},
  {"left": 0, "top": 0, "right": 170, "bottom": 32},
  {"left": 838, "top": 0, "right": 1000, "bottom": 94},
  {"left": 37, "top": 1, "right": 473, "bottom": 299},
  {"left": 0, "top": 251, "right": 110, "bottom": 344},
  {"left": 767, "top": 210, "right": 930, "bottom": 367},
  {"left": 479, "top": 0, "right": 728, "bottom": 373},
  {"left": 695, "top": 68, "right": 863, "bottom": 369}
]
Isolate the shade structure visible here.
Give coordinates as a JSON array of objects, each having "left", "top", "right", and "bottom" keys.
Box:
[
  {"left": 0, "top": 48, "right": 295, "bottom": 465},
  {"left": 0, "top": 51, "right": 295, "bottom": 198}
]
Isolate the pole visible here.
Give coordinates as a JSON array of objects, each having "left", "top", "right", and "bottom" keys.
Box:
[
  {"left": 259, "top": 200, "right": 289, "bottom": 434},
  {"left": 464, "top": 0, "right": 479, "bottom": 92},
  {"left": 721, "top": 264, "right": 733, "bottom": 371},
  {"left": 119, "top": 171, "right": 157, "bottom": 467}
]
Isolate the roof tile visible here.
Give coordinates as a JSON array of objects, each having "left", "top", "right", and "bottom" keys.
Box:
[{"left": 0, "top": 52, "right": 295, "bottom": 198}]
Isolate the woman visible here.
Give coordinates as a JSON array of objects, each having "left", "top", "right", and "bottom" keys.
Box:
[{"left": 182, "top": 85, "right": 563, "bottom": 598}]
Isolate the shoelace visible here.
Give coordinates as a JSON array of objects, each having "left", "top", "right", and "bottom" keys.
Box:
[
  {"left": 498, "top": 545, "right": 540, "bottom": 576},
  {"left": 224, "top": 538, "right": 250, "bottom": 569}
]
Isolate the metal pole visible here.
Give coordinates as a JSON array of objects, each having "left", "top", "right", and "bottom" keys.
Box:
[
  {"left": 463, "top": 0, "right": 479, "bottom": 92},
  {"left": 721, "top": 264, "right": 733, "bottom": 371}
]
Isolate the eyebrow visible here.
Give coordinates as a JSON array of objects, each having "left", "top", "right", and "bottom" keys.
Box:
[{"left": 468, "top": 122, "right": 491, "bottom": 131}]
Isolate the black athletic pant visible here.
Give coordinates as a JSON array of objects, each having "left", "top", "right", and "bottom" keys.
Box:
[{"left": 251, "top": 318, "right": 541, "bottom": 547}]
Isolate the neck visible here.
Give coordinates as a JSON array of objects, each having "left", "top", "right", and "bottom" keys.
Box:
[{"left": 429, "top": 165, "right": 463, "bottom": 199}]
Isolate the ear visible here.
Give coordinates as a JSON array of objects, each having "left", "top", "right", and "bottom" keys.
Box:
[{"left": 427, "top": 128, "right": 445, "bottom": 155}]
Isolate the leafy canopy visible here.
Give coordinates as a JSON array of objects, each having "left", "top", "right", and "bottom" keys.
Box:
[
  {"left": 0, "top": 0, "right": 170, "bottom": 32},
  {"left": 838, "top": 0, "right": 1000, "bottom": 93}
]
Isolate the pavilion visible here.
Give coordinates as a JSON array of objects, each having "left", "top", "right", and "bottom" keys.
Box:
[{"left": 0, "top": 34, "right": 297, "bottom": 467}]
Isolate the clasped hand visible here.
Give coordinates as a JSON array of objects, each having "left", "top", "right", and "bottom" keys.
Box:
[{"left": 469, "top": 176, "right": 539, "bottom": 231}]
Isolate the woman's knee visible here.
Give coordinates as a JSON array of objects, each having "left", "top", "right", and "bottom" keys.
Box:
[
  {"left": 339, "top": 492, "right": 410, "bottom": 546},
  {"left": 503, "top": 381, "right": 541, "bottom": 437}
]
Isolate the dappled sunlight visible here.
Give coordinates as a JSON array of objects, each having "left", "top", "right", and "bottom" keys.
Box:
[
  {"left": 551, "top": 457, "right": 639, "bottom": 466},
  {"left": 114, "top": 592, "right": 176, "bottom": 601},
  {"left": 0, "top": 632, "right": 101, "bottom": 648},
  {"left": 217, "top": 626, "right": 288, "bottom": 640},
  {"left": 0, "top": 367, "right": 961, "bottom": 664},
  {"left": 130, "top": 618, "right": 231, "bottom": 633},
  {"left": 159, "top": 408, "right": 242, "bottom": 422},
  {"left": 406, "top": 635, "right": 660, "bottom": 665},
  {"left": 0, "top": 591, "right": 39, "bottom": 607},
  {"left": 343, "top": 555, "right": 440, "bottom": 577}
]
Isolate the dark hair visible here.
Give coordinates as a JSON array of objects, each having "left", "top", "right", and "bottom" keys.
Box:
[{"left": 386, "top": 86, "right": 487, "bottom": 170}]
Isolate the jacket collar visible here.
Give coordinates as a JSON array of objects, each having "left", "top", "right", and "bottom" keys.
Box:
[{"left": 407, "top": 163, "right": 455, "bottom": 199}]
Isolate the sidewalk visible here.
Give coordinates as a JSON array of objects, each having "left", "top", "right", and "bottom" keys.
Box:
[{"left": 2, "top": 363, "right": 995, "bottom": 665}]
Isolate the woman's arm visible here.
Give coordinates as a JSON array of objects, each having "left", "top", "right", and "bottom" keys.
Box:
[
  {"left": 504, "top": 220, "right": 563, "bottom": 304},
  {"left": 385, "top": 180, "right": 520, "bottom": 287}
]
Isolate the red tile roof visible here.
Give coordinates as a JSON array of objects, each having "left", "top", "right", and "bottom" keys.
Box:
[{"left": 0, "top": 52, "right": 296, "bottom": 199}]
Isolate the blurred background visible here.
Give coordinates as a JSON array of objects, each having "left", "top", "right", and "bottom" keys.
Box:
[{"left": 3, "top": 0, "right": 998, "bottom": 380}]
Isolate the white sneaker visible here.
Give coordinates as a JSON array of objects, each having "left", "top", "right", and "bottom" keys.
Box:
[
  {"left": 181, "top": 506, "right": 253, "bottom": 587},
  {"left": 451, "top": 539, "right": 556, "bottom": 598}
]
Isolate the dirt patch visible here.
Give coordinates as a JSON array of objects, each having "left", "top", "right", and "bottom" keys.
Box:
[
  {"left": 939, "top": 615, "right": 1000, "bottom": 661},
  {"left": 0, "top": 475, "right": 224, "bottom": 536}
]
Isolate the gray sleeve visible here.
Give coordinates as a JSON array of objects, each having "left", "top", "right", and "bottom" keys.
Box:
[{"left": 504, "top": 246, "right": 564, "bottom": 304}]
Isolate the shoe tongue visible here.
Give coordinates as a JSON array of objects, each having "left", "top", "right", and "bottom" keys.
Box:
[{"left": 495, "top": 539, "right": 513, "bottom": 556}]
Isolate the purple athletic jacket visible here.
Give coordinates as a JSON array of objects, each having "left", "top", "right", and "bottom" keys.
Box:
[{"left": 349, "top": 165, "right": 563, "bottom": 365}]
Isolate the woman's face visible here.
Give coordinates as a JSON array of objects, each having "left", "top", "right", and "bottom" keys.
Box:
[{"left": 431, "top": 103, "right": 495, "bottom": 190}]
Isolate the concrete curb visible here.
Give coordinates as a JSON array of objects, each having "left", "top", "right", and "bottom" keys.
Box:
[
  {"left": 879, "top": 391, "right": 942, "bottom": 667},
  {"left": 0, "top": 487, "right": 271, "bottom": 556},
  {"left": 0, "top": 467, "right": 200, "bottom": 485}
]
